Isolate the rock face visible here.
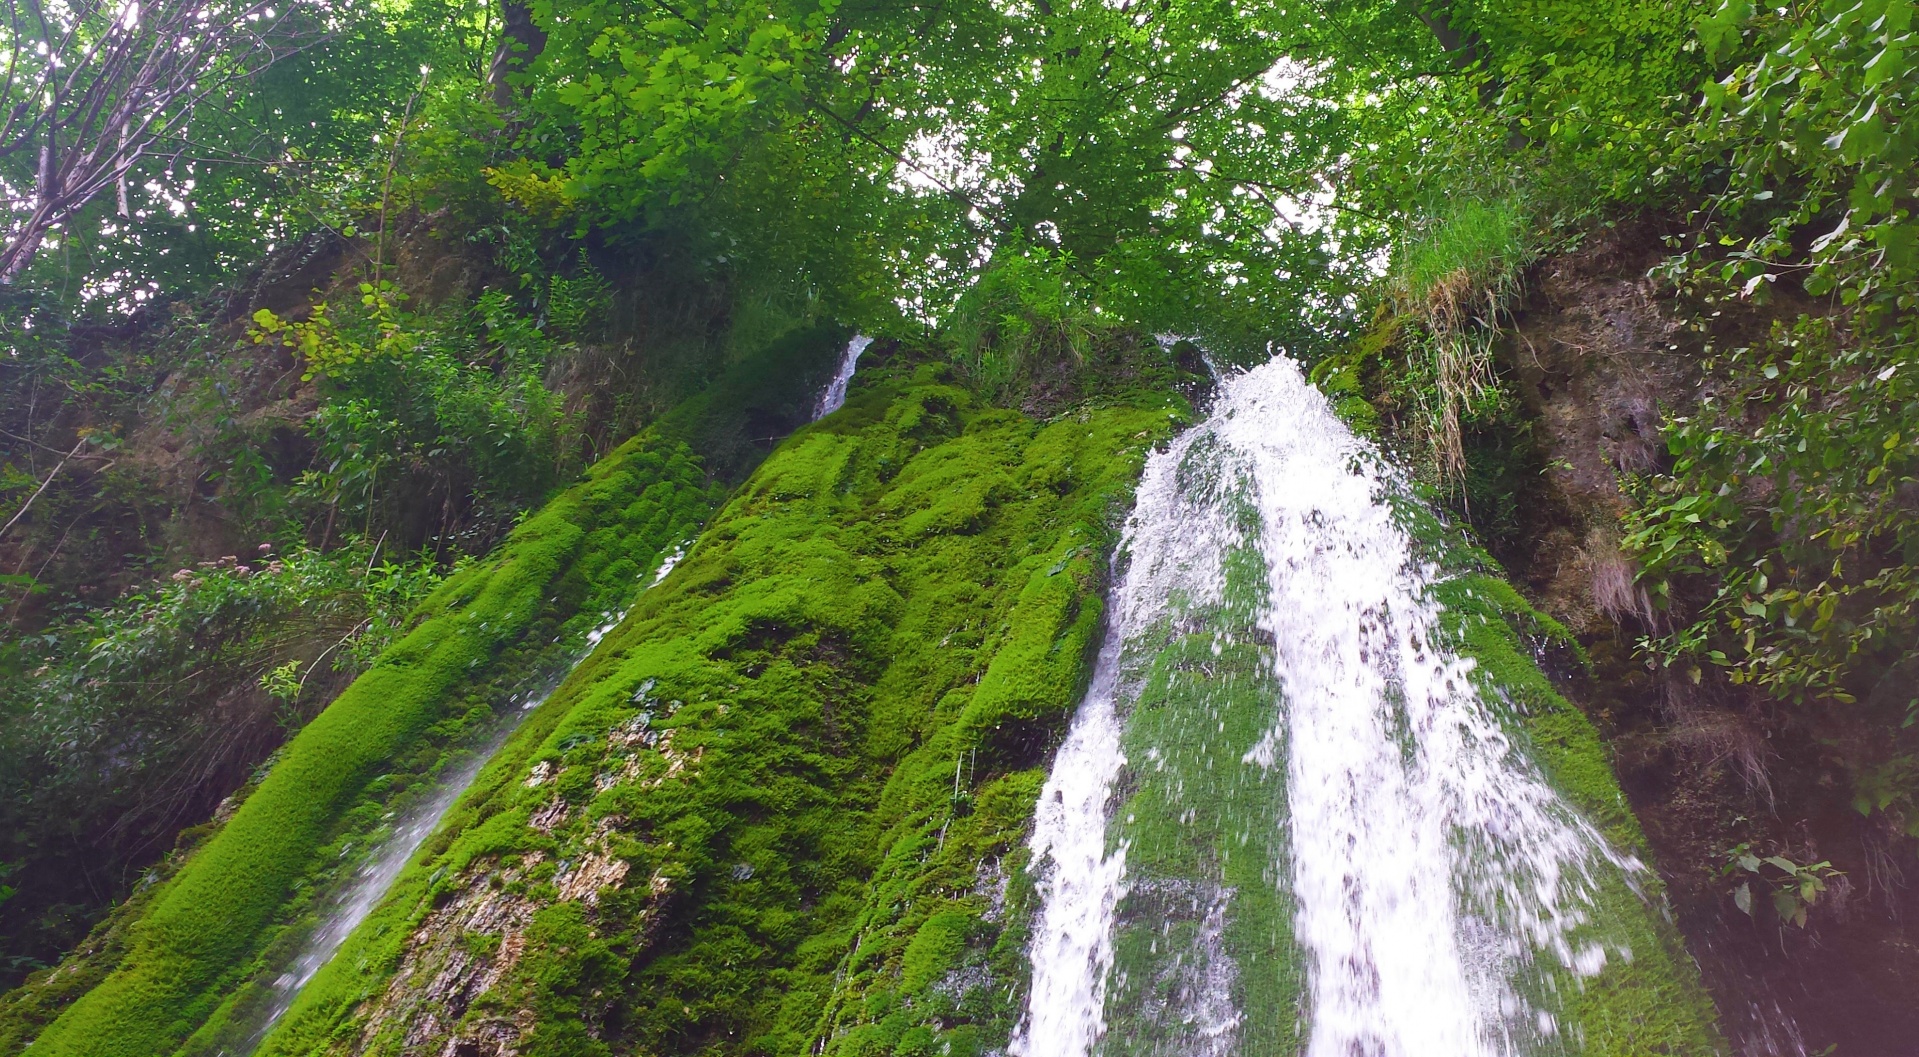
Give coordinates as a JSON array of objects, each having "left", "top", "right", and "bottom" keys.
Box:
[
  {"left": 10, "top": 307, "right": 1819, "bottom": 1054},
  {"left": 353, "top": 830, "right": 659, "bottom": 1057},
  {"left": 1489, "top": 222, "right": 1919, "bottom": 1054},
  {"left": 350, "top": 711, "right": 707, "bottom": 1054},
  {"left": 357, "top": 854, "right": 548, "bottom": 1056},
  {"left": 227, "top": 337, "right": 1718, "bottom": 1057},
  {"left": 1498, "top": 232, "right": 1693, "bottom": 635}
]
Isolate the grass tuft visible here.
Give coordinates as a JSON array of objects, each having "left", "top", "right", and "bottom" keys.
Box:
[{"left": 1389, "top": 195, "right": 1538, "bottom": 481}]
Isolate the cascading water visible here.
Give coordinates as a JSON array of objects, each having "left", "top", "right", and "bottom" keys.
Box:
[
  {"left": 232, "top": 700, "right": 543, "bottom": 1055},
  {"left": 1015, "top": 356, "right": 1666, "bottom": 1057},
  {"left": 814, "top": 334, "right": 874, "bottom": 419}
]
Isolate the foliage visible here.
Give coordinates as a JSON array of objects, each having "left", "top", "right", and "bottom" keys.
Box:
[
  {"left": 1722, "top": 843, "right": 1843, "bottom": 929},
  {"left": 1674, "top": 0, "right": 1917, "bottom": 322},
  {"left": 945, "top": 244, "right": 1097, "bottom": 401},
  {"left": 1386, "top": 194, "right": 1538, "bottom": 481},
  {"left": 0, "top": 0, "right": 318, "bottom": 282},
  {"left": 494, "top": 0, "right": 1499, "bottom": 353},
  {"left": 0, "top": 541, "right": 441, "bottom": 986},
  {"left": 1632, "top": 0, "right": 1919, "bottom": 712},
  {"left": 251, "top": 283, "right": 416, "bottom": 383},
  {"left": 1624, "top": 317, "right": 1919, "bottom": 827},
  {"left": 247, "top": 277, "right": 580, "bottom": 553},
  {"left": 1463, "top": 0, "right": 1706, "bottom": 200},
  {"left": 0, "top": 1, "right": 474, "bottom": 304},
  {"left": 518, "top": 0, "right": 826, "bottom": 203}
]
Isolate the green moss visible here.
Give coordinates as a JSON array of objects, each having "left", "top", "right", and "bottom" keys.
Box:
[
  {"left": 242, "top": 359, "right": 1186, "bottom": 1057},
  {"left": 0, "top": 847, "right": 177, "bottom": 1054},
  {"left": 9, "top": 326, "right": 858, "bottom": 1056},
  {"left": 899, "top": 913, "right": 974, "bottom": 993},
  {"left": 16, "top": 434, "right": 715, "bottom": 1057}
]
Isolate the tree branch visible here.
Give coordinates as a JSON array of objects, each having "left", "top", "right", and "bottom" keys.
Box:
[{"left": 0, "top": 438, "right": 84, "bottom": 539}]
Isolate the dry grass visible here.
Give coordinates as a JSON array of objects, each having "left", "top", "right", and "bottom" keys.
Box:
[{"left": 1390, "top": 197, "right": 1536, "bottom": 481}]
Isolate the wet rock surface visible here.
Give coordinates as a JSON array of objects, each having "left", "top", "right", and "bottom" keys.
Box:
[{"left": 1490, "top": 220, "right": 1919, "bottom": 1055}]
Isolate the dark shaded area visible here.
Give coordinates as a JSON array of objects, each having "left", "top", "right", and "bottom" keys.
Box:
[{"left": 1467, "top": 219, "right": 1919, "bottom": 1057}]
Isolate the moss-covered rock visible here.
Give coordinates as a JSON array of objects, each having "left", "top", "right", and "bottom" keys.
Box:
[
  {"left": 17, "top": 434, "right": 714, "bottom": 1057},
  {"left": 9, "top": 325, "right": 853, "bottom": 1057},
  {"left": 245, "top": 363, "right": 1186, "bottom": 1057}
]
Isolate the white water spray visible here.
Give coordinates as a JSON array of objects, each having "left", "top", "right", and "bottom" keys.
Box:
[
  {"left": 814, "top": 334, "right": 873, "bottom": 419},
  {"left": 1016, "top": 357, "right": 1644, "bottom": 1057}
]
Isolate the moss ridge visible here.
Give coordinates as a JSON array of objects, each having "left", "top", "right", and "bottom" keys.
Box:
[
  {"left": 246, "top": 365, "right": 1184, "bottom": 1057},
  {"left": 18, "top": 433, "right": 717, "bottom": 1057},
  {"left": 1412, "top": 505, "right": 1725, "bottom": 1056}
]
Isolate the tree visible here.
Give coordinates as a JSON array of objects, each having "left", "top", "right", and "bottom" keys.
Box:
[{"left": 0, "top": 0, "right": 316, "bottom": 283}]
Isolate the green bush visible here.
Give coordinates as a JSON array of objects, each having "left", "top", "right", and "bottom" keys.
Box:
[
  {"left": 1385, "top": 194, "right": 1539, "bottom": 481},
  {"left": 251, "top": 282, "right": 580, "bottom": 552},
  {"left": 1626, "top": 316, "right": 1919, "bottom": 831},
  {"left": 0, "top": 542, "right": 441, "bottom": 989}
]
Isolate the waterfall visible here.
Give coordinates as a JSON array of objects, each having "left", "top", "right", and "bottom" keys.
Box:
[
  {"left": 1015, "top": 357, "right": 1649, "bottom": 1057},
  {"left": 814, "top": 334, "right": 874, "bottom": 419}
]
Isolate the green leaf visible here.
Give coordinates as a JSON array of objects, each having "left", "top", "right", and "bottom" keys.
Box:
[{"left": 1773, "top": 887, "right": 1800, "bottom": 923}]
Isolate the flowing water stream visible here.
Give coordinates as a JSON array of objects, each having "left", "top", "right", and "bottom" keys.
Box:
[
  {"left": 815, "top": 334, "right": 874, "bottom": 419},
  {"left": 231, "top": 600, "right": 645, "bottom": 1054},
  {"left": 1015, "top": 356, "right": 1658, "bottom": 1057}
]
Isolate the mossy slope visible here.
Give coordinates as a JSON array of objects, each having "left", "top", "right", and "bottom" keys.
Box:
[
  {"left": 1417, "top": 511, "right": 1725, "bottom": 1056},
  {"left": 250, "top": 360, "right": 1186, "bottom": 1057},
  {"left": 11, "top": 326, "right": 850, "bottom": 1057},
  {"left": 12, "top": 330, "right": 1721, "bottom": 1056}
]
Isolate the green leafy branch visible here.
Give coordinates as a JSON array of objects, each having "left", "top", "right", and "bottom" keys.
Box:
[
  {"left": 1723, "top": 842, "right": 1843, "bottom": 928},
  {"left": 249, "top": 281, "right": 416, "bottom": 382}
]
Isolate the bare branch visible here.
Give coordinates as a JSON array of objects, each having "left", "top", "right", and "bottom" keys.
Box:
[
  {"left": 0, "top": 0, "right": 324, "bottom": 282},
  {"left": 0, "top": 438, "right": 85, "bottom": 538}
]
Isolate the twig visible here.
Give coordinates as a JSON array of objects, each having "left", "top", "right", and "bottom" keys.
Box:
[
  {"left": 373, "top": 69, "right": 432, "bottom": 287},
  {"left": 0, "top": 427, "right": 115, "bottom": 460},
  {"left": 296, "top": 617, "right": 373, "bottom": 700},
  {"left": 364, "top": 529, "right": 388, "bottom": 577},
  {"left": 0, "top": 439, "right": 84, "bottom": 538}
]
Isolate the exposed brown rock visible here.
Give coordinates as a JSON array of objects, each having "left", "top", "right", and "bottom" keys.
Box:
[{"left": 1486, "top": 218, "right": 1919, "bottom": 1055}]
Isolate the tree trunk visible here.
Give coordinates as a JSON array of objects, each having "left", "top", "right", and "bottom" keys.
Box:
[
  {"left": 488, "top": 1, "right": 549, "bottom": 110},
  {"left": 1416, "top": 2, "right": 1501, "bottom": 108}
]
